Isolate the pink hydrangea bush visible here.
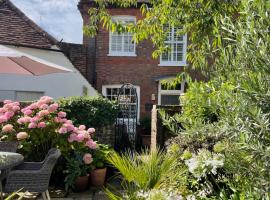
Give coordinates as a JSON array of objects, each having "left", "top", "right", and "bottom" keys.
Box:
[{"left": 0, "top": 96, "right": 98, "bottom": 163}]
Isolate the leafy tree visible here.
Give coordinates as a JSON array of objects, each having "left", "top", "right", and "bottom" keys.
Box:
[{"left": 84, "top": 0, "right": 243, "bottom": 76}]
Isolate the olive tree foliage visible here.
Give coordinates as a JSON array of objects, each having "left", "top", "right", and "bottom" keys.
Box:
[{"left": 84, "top": 0, "right": 242, "bottom": 76}]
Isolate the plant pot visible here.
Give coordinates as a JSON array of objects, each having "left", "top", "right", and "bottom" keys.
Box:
[
  {"left": 141, "top": 134, "right": 151, "bottom": 147},
  {"left": 90, "top": 168, "right": 107, "bottom": 187},
  {"left": 74, "top": 175, "right": 89, "bottom": 192}
]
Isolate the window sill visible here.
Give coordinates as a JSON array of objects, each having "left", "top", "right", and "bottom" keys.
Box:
[
  {"left": 108, "top": 53, "right": 137, "bottom": 57},
  {"left": 158, "top": 62, "right": 187, "bottom": 67}
]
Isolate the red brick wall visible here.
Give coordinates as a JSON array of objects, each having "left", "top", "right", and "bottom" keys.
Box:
[{"left": 79, "top": 6, "right": 202, "bottom": 118}]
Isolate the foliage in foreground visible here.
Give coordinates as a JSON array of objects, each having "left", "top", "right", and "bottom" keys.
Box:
[
  {"left": 160, "top": 0, "right": 270, "bottom": 199},
  {"left": 105, "top": 150, "right": 180, "bottom": 200}
]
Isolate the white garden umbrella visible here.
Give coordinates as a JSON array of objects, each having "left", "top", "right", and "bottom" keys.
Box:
[{"left": 0, "top": 44, "right": 72, "bottom": 75}]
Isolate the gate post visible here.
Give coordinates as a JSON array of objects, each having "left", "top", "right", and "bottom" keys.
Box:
[{"left": 151, "top": 105, "right": 157, "bottom": 151}]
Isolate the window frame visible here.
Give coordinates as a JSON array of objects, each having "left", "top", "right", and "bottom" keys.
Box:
[
  {"left": 159, "top": 26, "right": 187, "bottom": 67},
  {"left": 102, "top": 84, "right": 140, "bottom": 121},
  {"left": 158, "top": 80, "right": 185, "bottom": 105},
  {"left": 108, "top": 16, "right": 137, "bottom": 57}
]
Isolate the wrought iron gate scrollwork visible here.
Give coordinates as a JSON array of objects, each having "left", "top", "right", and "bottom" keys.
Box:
[{"left": 115, "top": 83, "right": 138, "bottom": 151}]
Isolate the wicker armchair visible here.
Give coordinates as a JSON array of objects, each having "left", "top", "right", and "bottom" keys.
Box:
[
  {"left": 0, "top": 141, "right": 18, "bottom": 153},
  {"left": 4, "top": 148, "right": 61, "bottom": 200}
]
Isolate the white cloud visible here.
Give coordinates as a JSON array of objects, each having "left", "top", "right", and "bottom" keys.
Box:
[{"left": 11, "top": 0, "right": 83, "bottom": 44}]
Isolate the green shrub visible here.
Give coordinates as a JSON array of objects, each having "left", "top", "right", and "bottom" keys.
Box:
[{"left": 58, "top": 96, "right": 119, "bottom": 128}]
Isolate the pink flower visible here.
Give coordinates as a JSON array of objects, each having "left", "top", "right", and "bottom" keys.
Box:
[
  {"left": 16, "top": 132, "right": 28, "bottom": 140},
  {"left": 63, "top": 123, "right": 75, "bottom": 132},
  {"left": 40, "top": 96, "right": 53, "bottom": 104},
  {"left": 40, "top": 104, "right": 48, "bottom": 110},
  {"left": 83, "top": 153, "right": 93, "bottom": 164},
  {"left": 48, "top": 103, "right": 58, "bottom": 112},
  {"left": 38, "top": 122, "right": 46, "bottom": 128},
  {"left": 17, "top": 117, "right": 31, "bottom": 124},
  {"left": 58, "top": 127, "right": 67, "bottom": 134},
  {"left": 29, "top": 103, "right": 38, "bottom": 110},
  {"left": 28, "top": 122, "right": 37, "bottom": 129},
  {"left": 38, "top": 110, "right": 49, "bottom": 117},
  {"left": 0, "top": 108, "right": 6, "bottom": 113},
  {"left": 12, "top": 106, "right": 20, "bottom": 112},
  {"left": 76, "top": 133, "right": 85, "bottom": 142},
  {"left": 2, "top": 124, "right": 14, "bottom": 133},
  {"left": 4, "top": 111, "right": 14, "bottom": 119},
  {"left": 68, "top": 133, "right": 77, "bottom": 143},
  {"left": 79, "top": 125, "right": 86, "bottom": 130},
  {"left": 57, "top": 111, "right": 66, "bottom": 118},
  {"left": 30, "top": 116, "right": 40, "bottom": 123},
  {"left": 23, "top": 109, "right": 33, "bottom": 116},
  {"left": 87, "top": 128, "right": 96, "bottom": 134},
  {"left": 4, "top": 100, "right": 12, "bottom": 104},
  {"left": 0, "top": 115, "right": 8, "bottom": 124},
  {"left": 85, "top": 139, "right": 97, "bottom": 149},
  {"left": 66, "top": 120, "right": 73, "bottom": 124}
]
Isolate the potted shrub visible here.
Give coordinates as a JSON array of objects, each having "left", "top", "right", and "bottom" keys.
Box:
[
  {"left": 90, "top": 144, "right": 111, "bottom": 187},
  {"left": 65, "top": 152, "right": 93, "bottom": 192},
  {"left": 139, "top": 117, "right": 151, "bottom": 147}
]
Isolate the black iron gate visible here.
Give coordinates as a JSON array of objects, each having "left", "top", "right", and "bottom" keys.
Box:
[{"left": 115, "top": 83, "right": 138, "bottom": 151}]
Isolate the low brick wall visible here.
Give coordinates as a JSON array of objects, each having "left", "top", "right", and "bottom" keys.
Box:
[
  {"left": 94, "top": 125, "right": 115, "bottom": 147},
  {"left": 151, "top": 105, "right": 182, "bottom": 150}
]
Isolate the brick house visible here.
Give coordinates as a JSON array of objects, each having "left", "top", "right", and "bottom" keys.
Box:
[
  {"left": 0, "top": 0, "right": 97, "bottom": 101},
  {"left": 75, "top": 0, "right": 202, "bottom": 120}
]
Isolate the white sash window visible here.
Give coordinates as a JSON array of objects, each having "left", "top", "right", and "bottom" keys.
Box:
[
  {"left": 109, "top": 16, "right": 136, "bottom": 56},
  {"left": 160, "top": 26, "right": 187, "bottom": 66}
]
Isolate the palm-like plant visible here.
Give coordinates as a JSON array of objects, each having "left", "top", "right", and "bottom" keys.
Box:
[{"left": 105, "top": 149, "right": 177, "bottom": 199}]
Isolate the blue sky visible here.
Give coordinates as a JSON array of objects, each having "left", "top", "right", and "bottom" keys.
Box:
[{"left": 11, "top": 0, "right": 83, "bottom": 44}]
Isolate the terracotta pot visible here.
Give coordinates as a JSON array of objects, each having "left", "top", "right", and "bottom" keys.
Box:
[
  {"left": 141, "top": 134, "right": 151, "bottom": 147},
  {"left": 74, "top": 175, "right": 89, "bottom": 192},
  {"left": 90, "top": 168, "right": 107, "bottom": 187}
]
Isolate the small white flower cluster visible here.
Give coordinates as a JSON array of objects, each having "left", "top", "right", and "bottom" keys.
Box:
[
  {"left": 136, "top": 189, "right": 183, "bottom": 200},
  {"left": 185, "top": 149, "right": 224, "bottom": 179}
]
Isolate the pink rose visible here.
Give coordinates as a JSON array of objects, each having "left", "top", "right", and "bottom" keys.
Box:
[
  {"left": 68, "top": 133, "right": 77, "bottom": 143},
  {"left": 87, "top": 128, "right": 95, "bottom": 134},
  {"left": 38, "top": 122, "right": 46, "bottom": 128},
  {"left": 38, "top": 110, "right": 49, "bottom": 117},
  {"left": 79, "top": 125, "right": 86, "bottom": 130},
  {"left": 40, "top": 104, "right": 48, "bottom": 110},
  {"left": 83, "top": 153, "right": 93, "bottom": 164},
  {"left": 63, "top": 123, "right": 75, "bottom": 132},
  {"left": 40, "top": 96, "right": 53, "bottom": 104},
  {"left": 0, "top": 115, "right": 8, "bottom": 124},
  {"left": 57, "top": 111, "right": 66, "bottom": 118},
  {"left": 4, "top": 111, "right": 14, "bottom": 119},
  {"left": 58, "top": 127, "right": 67, "bottom": 134},
  {"left": 0, "top": 108, "right": 6, "bottom": 113},
  {"left": 3, "top": 100, "right": 12, "bottom": 104},
  {"left": 16, "top": 132, "right": 28, "bottom": 140},
  {"left": 48, "top": 103, "right": 58, "bottom": 112},
  {"left": 2, "top": 124, "right": 14, "bottom": 133},
  {"left": 12, "top": 106, "right": 20, "bottom": 112},
  {"left": 30, "top": 116, "right": 40, "bottom": 123},
  {"left": 30, "top": 103, "right": 38, "bottom": 110},
  {"left": 28, "top": 122, "right": 37, "bottom": 129},
  {"left": 76, "top": 133, "right": 85, "bottom": 142},
  {"left": 23, "top": 109, "right": 33, "bottom": 116},
  {"left": 85, "top": 139, "right": 97, "bottom": 149}
]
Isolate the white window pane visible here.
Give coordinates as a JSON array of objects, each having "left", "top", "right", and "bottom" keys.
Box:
[
  {"left": 16, "top": 91, "right": 44, "bottom": 101},
  {"left": 111, "top": 35, "right": 122, "bottom": 52},
  {"left": 176, "top": 43, "right": 184, "bottom": 61},
  {"left": 161, "top": 95, "right": 180, "bottom": 105}
]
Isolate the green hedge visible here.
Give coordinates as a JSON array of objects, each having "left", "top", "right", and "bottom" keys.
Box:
[{"left": 58, "top": 96, "right": 119, "bottom": 128}]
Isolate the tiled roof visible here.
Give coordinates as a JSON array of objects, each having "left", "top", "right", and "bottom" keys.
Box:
[{"left": 0, "top": 0, "right": 57, "bottom": 49}]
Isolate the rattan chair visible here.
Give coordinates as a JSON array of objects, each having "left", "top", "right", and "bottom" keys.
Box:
[
  {"left": 0, "top": 141, "right": 18, "bottom": 153},
  {"left": 4, "top": 148, "right": 61, "bottom": 200}
]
